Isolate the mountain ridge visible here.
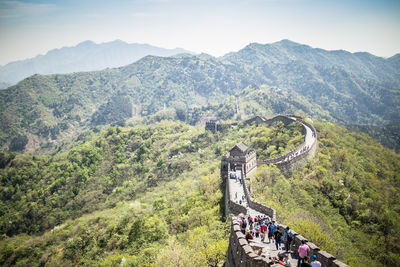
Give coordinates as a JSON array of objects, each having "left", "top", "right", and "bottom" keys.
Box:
[
  {"left": 228, "top": 40, "right": 399, "bottom": 82},
  {"left": 0, "top": 40, "right": 192, "bottom": 85},
  {"left": 0, "top": 39, "right": 399, "bottom": 154}
]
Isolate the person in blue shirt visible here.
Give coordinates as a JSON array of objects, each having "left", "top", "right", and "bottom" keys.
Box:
[{"left": 267, "top": 222, "right": 275, "bottom": 243}]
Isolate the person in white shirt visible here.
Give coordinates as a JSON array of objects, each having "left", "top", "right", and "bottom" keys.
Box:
[{"left": 283, "top": 253, "right": 291, "bottom": 266}]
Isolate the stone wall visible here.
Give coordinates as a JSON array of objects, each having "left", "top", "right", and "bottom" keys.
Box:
[
  {"left": 245, "top": 150, "right": 257, "bottom": 176},
  {"left": 227, "top": 217, "right": 349, "bottom": 267},
  {"left": 276, "top": 133, "right": 318, "bottom": 177},
  {"left": 224, "top": 115, "right": 348, "bottom": 267},
  {"left": 226, "top": 217, "right": 271, "bottom": 267},
  {"left": 274, "top": 223, "right": 348, "bottom": 267},
  {"left": 240, "top": 168, "right": 276, "bottom": 221},
  {"left": 259, "top": 115, "right": 318, "bottom": 177}
]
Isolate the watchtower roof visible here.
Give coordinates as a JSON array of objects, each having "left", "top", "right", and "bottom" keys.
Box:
[{"left": 231, "top": 141, "right": 249, "bottom": 153}]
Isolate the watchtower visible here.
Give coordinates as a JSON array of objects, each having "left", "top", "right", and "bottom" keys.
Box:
[
  {"left": 221, "top": 141, "right": 257, "bottom": 179},
  {"left": 205, "top": 120, "right": 220, "bottom": 133}
]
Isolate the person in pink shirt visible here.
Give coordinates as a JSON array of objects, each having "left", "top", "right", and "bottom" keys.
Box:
[{"left": 297, "top": 240, "right": 310, "bottom": 267}]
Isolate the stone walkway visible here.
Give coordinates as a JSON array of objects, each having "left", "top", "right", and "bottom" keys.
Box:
[
  {"left": 276, "top": 117, "right": 316, "bottom": 164},
  {"left": 229, "top": 170, "right": 299, "bottom": 266}
]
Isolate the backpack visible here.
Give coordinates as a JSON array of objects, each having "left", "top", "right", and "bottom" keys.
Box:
[
  {"left": 275, "top": 231, "right": 282, "bottom": 241},
  {"left": 286, "top": 230, "right": 293, "bottom": 242}
]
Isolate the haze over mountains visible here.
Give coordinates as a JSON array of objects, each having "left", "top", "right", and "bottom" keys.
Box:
[
  {"left": 0, "top": 40, "right": 191, "bottom": 87},
  {"left": 0, "top": 39, "right": 399, "bottom": 154}
]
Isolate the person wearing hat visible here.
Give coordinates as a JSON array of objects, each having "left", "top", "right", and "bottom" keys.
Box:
[{"left": 310, "top": 254, "right": 321, "bottom": 267}]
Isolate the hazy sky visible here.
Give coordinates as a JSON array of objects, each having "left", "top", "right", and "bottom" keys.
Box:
[{"left": 0, "top": 0, "right": 399, "bottom": 65}]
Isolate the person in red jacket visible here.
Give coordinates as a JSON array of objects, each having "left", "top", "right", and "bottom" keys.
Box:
[{"left": 260, "top": 222, "right": 267, "bottom": 242}]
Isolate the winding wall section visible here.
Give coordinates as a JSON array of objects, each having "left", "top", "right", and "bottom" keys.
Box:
[{"left": 223, "top": 115, "right": 348, "bottom": 267}]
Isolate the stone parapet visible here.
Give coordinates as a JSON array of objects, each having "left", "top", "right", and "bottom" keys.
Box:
[
  {"left": 227, "top": 217, "right": 270, "bottom": 267},
  {"left": 229, "top": 199, "right": 248, "bottom": 216},
  {"left": 240, "top": 170, "right": 276, "bottom": 220},
  {"left": 227, "top": 214, "right": 349, "bottom": 267}
]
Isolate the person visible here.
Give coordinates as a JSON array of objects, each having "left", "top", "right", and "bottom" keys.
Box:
[
  {"left": 283, "top": 253, "right": 291, "bottom": 267},
  {"left": 248, "top": 216, "right": 253, "bottom": 226},
  {"left": 241, "top": 217, "right": 247, "bottom": 234},
  {"left": 300, "top": 256, "right": 311, "bottom": 267},
  {"left": 275, "top": 228, "right": 283, "bottom": 250},
  {"left": 249, "top": 222, "right": 254, "bottom": 235},
  {"left": 268, "top": 221, "right": 275, "bottom": 243},
  {"left": 297, "top": 240, "right": 310, "bottom": 267},
  {"left": 260, "top": 222, "right": 267, "bottom": 241},
  {"left": 269, "top": 255, "right": 285, "bottom": 266},
  {"left": 245, "top": 231, "right": 254, "bottom": 242},
  {"left": 255, "top": 222, "right": 261, "bottom": 238},
  {"left": 283, "top": 226, "right": 293, "bottom": 252},
  {"left": 310, "top": 255, "right": 321, "bottom": 267}
]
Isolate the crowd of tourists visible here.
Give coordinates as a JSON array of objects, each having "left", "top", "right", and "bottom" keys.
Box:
[
  {"left": 282, "top": 145, "right": 310, "bottom": 162},
  {"left": 238, "top": 214, "right": 294, "bottom": 252},
  {"left": 237, "top": 214, "right": 322, "bottom": 267}
]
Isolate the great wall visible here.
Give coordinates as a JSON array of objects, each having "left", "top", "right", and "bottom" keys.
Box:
[{"left": 213, "top": 115, "right": 349, "bottom": 267}]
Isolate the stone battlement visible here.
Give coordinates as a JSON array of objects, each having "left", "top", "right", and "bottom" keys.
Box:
[{"left": 227, "top": 216, "right": 348, "bottom": 267}]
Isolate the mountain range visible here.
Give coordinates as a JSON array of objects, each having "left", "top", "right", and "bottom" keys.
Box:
[
  {"left": 0, "top": 40, "right": 400, "bottom": 266},
  {"left": 0, "top": 40, "right": 191, "bottom": 87},
  {"left": 0, "top": 39, "right": 399, "bottom": 154}
]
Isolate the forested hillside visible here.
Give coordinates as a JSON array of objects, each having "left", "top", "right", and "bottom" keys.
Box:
[
  {"left": 223, "top": 40, "right": 400, "bottom": 125},
  {"left": 0, "top": 120, "right": 399, "bottom": 266},
  {"left": 0, "top": 40, "right": 399, "bottom": 154},
  {"left": 348, "top": 123, "right": 400, "bottom": 152},
  {"left": 0, "top": 120, "right": 302, "bottom": 266}
]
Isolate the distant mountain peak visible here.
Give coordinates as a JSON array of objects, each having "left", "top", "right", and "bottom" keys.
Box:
[
  {"left": 197, "top": 53, "right": 214, "bottom": 60},
  {"left": 76, "top": 40, "right": 96, "bottom": 47},
  {"left": 110, "top": 39, "right": 125, "bottom": 44},
  {"left": 390, "top": 53, "right": 400, "bottom": 59},
  {"left": 276, "top": 39, "right": 299, "bottom": 45},
  {"left": 245, "top": 42, "right": 263, "bottom": 49}
]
